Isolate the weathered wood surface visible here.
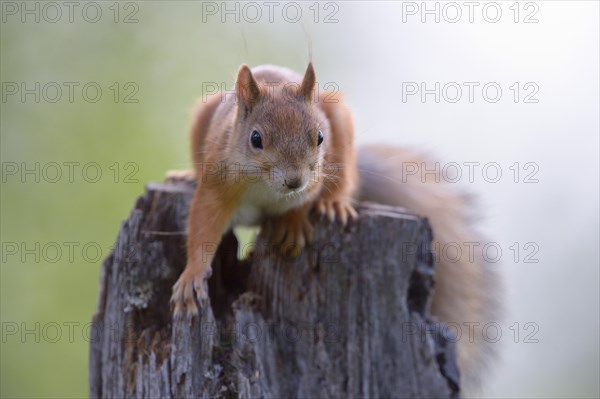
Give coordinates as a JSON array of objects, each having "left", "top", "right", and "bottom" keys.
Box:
[{"left": 90, "top": 180, "right": 460, "bottom": 398}]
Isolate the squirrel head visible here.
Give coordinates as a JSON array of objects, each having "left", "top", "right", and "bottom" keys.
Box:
[{"left": 230, "top": 63, "right": 330, "bottom": 200}]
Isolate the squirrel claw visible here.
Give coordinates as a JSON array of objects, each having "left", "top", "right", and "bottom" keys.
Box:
[
  {"left": 281, "top": 221, "right": 309, "bottom": 257},
  {"left": 171, "top": 267, "right": 208, "bottom": 317},
  {"left": 263, "top": 213, "right": 313, "bottom": 258},
  {"left": 314, "top": 199, "right": 357, "bottom": 226}
]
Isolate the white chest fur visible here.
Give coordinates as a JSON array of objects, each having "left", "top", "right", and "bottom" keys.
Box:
[{"left": 231, "top": 184, "right": 305, "bottom": 227}]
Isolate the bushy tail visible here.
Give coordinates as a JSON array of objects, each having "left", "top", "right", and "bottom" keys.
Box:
[{"left": 356, "top": 144, "right": 501, "bottom": 396}]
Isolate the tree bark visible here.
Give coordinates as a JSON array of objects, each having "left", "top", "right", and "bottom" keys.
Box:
[{"left": 89, "top": 179, "right": 460, "bottom": 398}]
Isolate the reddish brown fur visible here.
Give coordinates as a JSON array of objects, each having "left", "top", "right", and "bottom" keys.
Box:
[
  {"left": 171, "top": 64, "right": 358, "bottom": 315},
  {"left": 171, "top": 64, "right": 498, "bottom": 396}
]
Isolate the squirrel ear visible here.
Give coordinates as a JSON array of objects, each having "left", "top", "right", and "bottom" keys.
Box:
[
  {"left": 236, "top": 64, "right": 260, "bottom": 108},
  {"left": 300, "top": 62, "right": 316, "bottom": 102}
]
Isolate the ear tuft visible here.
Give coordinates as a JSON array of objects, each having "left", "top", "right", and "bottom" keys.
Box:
[
  {"left": 236, "top": 64, "right": 261, "bottom": 108},
  {"left": 300, "top": 62, "right": 316, "bottom": 102}
]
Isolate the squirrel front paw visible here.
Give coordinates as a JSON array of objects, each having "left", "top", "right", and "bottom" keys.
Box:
[
  {"left": 313, "top": 198, "right": 358, "bottom": 226},
  {"left": 263, "top": 211, "right": 313, "bottom": 258},
  {"left": 170, "top": 266, "right": 209, "bottom": 316}
]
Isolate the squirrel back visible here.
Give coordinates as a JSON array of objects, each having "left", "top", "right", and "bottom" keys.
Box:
[{"left": 356, "top": 144, "right": 502, "bottom": 396}]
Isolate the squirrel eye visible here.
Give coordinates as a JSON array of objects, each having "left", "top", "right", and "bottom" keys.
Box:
[
  {"left": 250, "top": 130, "right": 263, "bottom": 149},
  {"left": 317, "top": 130, "right": 324, "bottom": 146}
]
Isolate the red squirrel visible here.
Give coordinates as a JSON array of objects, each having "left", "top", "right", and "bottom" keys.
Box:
[{"left": 171, "top": 63, "right": 500, "bottom": 395}]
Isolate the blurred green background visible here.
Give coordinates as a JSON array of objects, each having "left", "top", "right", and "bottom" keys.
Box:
[
  {"left": 1, "top": 1, "right": 599, "bottom": 398},
  {"left": 0, "top": 3, "right": 336, "bottom": 397}
]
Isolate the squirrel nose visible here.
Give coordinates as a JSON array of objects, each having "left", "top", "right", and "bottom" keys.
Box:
[{"left": 285, "top": 178, "right": 302, "bottom": 190}]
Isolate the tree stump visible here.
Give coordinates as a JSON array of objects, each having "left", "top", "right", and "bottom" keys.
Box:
[{"left": 89, "top": 180, "right": 460, "bottom": 398}]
